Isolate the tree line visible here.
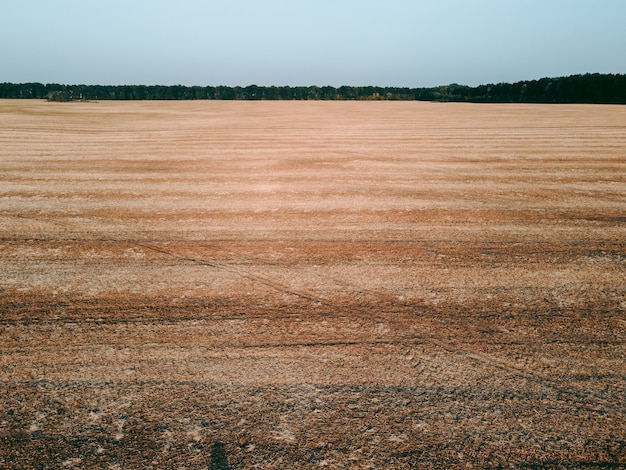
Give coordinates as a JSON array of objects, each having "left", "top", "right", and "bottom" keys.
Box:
[{"left": 1, "top": 74, "right": 624, "bottom": 103}]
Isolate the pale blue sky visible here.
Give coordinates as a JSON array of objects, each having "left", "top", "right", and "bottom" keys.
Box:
[{"left": 2, "top": 0, "right": 625, "bottom": 87}]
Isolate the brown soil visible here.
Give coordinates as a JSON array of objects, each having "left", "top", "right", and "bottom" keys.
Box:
[{"left": 1, "top": 99, "right": 625, "bottom": 468}]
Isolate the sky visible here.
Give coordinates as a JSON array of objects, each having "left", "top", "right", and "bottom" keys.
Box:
[{"left": 2, "top": 0, "right": 625, "bottom": 87}]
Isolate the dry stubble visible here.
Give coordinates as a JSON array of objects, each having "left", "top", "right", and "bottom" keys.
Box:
[{"left": 0, "top": 100, "right": 625, "bottom": 468}]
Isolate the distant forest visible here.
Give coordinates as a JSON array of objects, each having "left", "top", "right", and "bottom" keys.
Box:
[{"left": 1, "top": 73, "right": 625, "bottom": 103}]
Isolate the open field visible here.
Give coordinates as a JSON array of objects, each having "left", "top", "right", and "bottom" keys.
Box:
[{"left": 1, "top": 99, "right": 625, "bottom": 468}]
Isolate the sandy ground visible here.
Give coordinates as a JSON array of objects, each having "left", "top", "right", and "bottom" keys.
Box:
[{"left": 0, "top": 99, "right": 625, "bottom": 468}]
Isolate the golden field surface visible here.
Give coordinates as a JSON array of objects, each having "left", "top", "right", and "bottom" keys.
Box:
[{"left": 0, "top": 99, "right": 625, "bottom": 468}]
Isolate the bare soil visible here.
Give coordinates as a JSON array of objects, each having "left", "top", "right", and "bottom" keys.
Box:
[{"left": 1, "top": 99, "right": 625, "bottom": 468}]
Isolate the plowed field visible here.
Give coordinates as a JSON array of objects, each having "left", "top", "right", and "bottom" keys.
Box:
[{"left": 1, "top": 100, "right": 625, "bottom": 468}]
